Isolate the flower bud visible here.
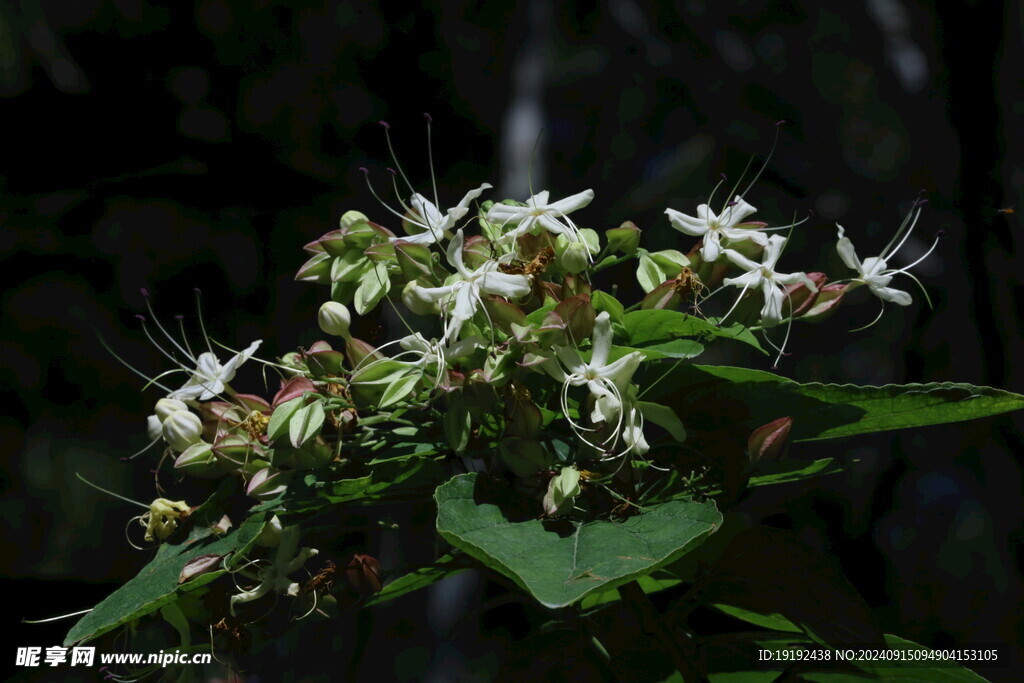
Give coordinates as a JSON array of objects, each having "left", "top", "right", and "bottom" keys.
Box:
[
  {"left": 800, "top": 283, "right": 847, "bottom": 322},
  {"left": 162, "top": 411, "right": 204, "bottom": 453},
  {"left": 504, "top": 387, "right": 543, "bottom": 438},
  {"left": 499, "top": 436, "right": 547, "bottom": 477},
  {"left": 543, "top": 466, "right": 582, "bottom": 517},
  {"left": 245, "top": 468, "right": 291, "bottom": 501},
  {"left": 558, "top": 238, "right": 591, "bottom": 274},
  {"left": 783, "top": 272, "right": 828, "bottom": 317},
  {"left": 641, "top": 278, "right": 682, "bottom": 310},
  {"left": 554, "top": 294, "right": 596, "bottom": 344},
  {"left": 747, "top": 416, "right": 793, "bottom": 463},
  {"left": 155, "top": 398, "right": 189, "bottom": 423},
  {"left": 146, "top": 414, "right": 162, "bottom": 441},
  {"left": 393, "top": 240, "right": 435, "bottom": 279},
  {"left": 461, "top": 235, "right": 491, "bottom": 270},
  {"left": 273, "top": 376, "right": 317, "bottom": 407},
  {"left": 174, "top": 442, "right": 226, "bottom": 479},
  {"left": 344, "top": 337, "right": 384, "bottom": 370},
  {"left": 318, "top": 301, "right": 352, "bottom": 339},
  {"left": 344, "top": 553, "right": 383, "bottom": 594},
  {"left": 606, "top": 220, "right": 641, "bottom": 254},
  {"left": 295, "top": 252, "right": 332, "bottom": 284}
]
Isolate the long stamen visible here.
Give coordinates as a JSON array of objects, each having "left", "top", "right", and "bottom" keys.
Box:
[
  {"left": 76, "top": 472, "right": 150, "bottom": 509},
  {"left": 881, "top": 203, "right": 923, "bottom": 260},
  {"left": 424, "top": 113, "right": 440, "bottom": 212},
  {"left": 175, "top": 315, "right": 196, "bottom": 360},
  {"left": 379, "top": 121, "right": 416, "bottom": 197},
  {"left": 136, "top": 315, "right": 185, "bottom": 368},
  {"left": 141, "top": 290, "right": 196, "bottom": 363},
  {"left": 359, "top": 167, "right": 414, "bottom": 227},
  {"left": 718, "top": 283, "right": 752, "bottom": 325},
  {"left": 889, "top": 223, "right": 939, "bottom": 274},
  {"left": 740, "top": 121, "right": 784, "bottom": 198},
  {"left": 193, "top": 288, "right": 215, "bottom": 357},
  {"left": 97, "top": 332, "right": 175, "bottom": 394}
]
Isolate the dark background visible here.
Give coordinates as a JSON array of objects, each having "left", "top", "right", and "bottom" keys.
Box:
[{"left": 2, "top": 1, "right": 1022, "bottom": 680}]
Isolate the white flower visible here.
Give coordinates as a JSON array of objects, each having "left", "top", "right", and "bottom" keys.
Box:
[
  {"left": 393, "top": 183, "right": 492, "bottom": 246},
  {"left": 170, "top": 340, "right": 263, "bottom": 401},
  {"left": 406, "top": 230, "right": 530, "bottom": 341},
  {"left": 666, "top": 195, "right": 768, "bottom": 262},
  {"left": 486, "top": 189, "right": 594, "bottom": 244},
  {"left": 835, "top": 207, "right": 936, "bottom": 307},
  {"left": 722, "top": 235, "right": 817, "bottom": 327},
  {"left": 553, "top": 311, "right": 646, "bottom": 459}
]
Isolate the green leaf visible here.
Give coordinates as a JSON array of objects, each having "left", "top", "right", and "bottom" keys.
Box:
[
  {"left": 579, "top": 573, "right": 682, "bottom": 609},
  {"left": 365, "top": 555, "right": 468, "bottom": 606},
  {"left": 630, "top": 339, "right": 705, "bottom": 360},
  {"left": 746, "top": 458, "right": 845, "bottom": 488},
  {"left": 638, "top": 401, "right": 688, "bottom": 442},
  {"left": 267, "top": 396, "right": 305, "bottom": 443},
  {"left": 709, "top": 603, "right": 803, "bottom": 633},
  {"left": 636, "top": 250, "right": 664, "bottom": 293},
  {"left": 648, "top": 365, "right": 1024, "bottom": 441},
  {"left": 378, "top": 372, "right": 420, "bottom": 408},
  {"left": 66, "top": 487, "right": 269, "bottom": 645},
  {"left": 445, "top": 394, "right": 471, "bottom": 454},
  {"left": 435, "top": 473, "right": 722, "bottom": 608},
  {"left": 289, "top": 402, "right": 325, "bottom": 448},
  {"left": 623, "top": 310, "right": 766, "bottom": 353},
  {"left": 591, "top": 290, "right": 625, "bottom": 324},
  {"left": 354, "top": 261, "right": 391, "bottom": 314}
]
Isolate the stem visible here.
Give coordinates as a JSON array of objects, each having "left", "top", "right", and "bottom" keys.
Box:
[
  {"left": 592, "top": 253, "right": 632, "bottom": 273},
  {"left": 617, "top": 580, "right": 699, "bottom": 681}
]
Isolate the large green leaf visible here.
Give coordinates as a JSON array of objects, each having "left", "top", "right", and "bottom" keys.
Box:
[
  {"left": 65, "top": 488, "right": 271, "bottom": 646},
  {"left": 646, "top": 365, "right": 1024, "bottom": 441},
  {"left": 435, "top": 473, "right": 722, "bottom": 608},
  {"left": 622, "top": 310, "right": 766, "bottom": 353}
]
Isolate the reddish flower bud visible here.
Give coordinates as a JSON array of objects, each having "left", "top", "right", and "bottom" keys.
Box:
[
  {"left": 747, "top": 416, "right": 793, "bottom": 463},
  {"left": 345, "top": 553, "right": 383, "bottom": 594},
  {"left": 273, "top": 376, "right": 317, "bottom": 407},
  {"left": 783, "top": 272, "right": 828, "bottom": 317}
]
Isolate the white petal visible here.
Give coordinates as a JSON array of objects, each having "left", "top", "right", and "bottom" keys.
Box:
[
  {"left": 553, "top": 346, "right": 587, "bottom": 376},
  {"left": 219, "top": 340, "right": 263, "bottom": 378},
  {"left": 700, "top": 234, "right": 723, "bottom": 262},
  {"left": 835, "top": 225, "right": 863, "bottom": 272},
  {"left": 720, "top": 196, "right": 758, "bottom": 227},
  {"left": 547, "top": 189, "right": 594, "bottom": 215},
  {"left": 410, "top": 194, "right": 445, "bottom": 232},
  {"left": 451, "top": 282, "right": 478, "bottom": 322},
  {"left": 486, "top": 202, "right": 527, "bottom": 224},
  {"left": 723, "top": 269, "right": 763, "bottom": 290},
  {"left": 478, "top": 271, "right": 531, "bottom": 299},
  {"left": 597, "top": 352, "right": 642, "bottom": 385},
  {"left": 761, "top": 235, "right": 788, "bottom": 269},
  {"left": 410, "top": 282, "right": 460, "bottom": 304},
  {"left": 760, "top": 283, "right": 785, "bottom": 327},
  {"left": 665, "top": 208, "right": 709, "bottom": 236},
  {"left": 528, "top": 190, "right": 551, "bottom": 207},
  {"left": 446, "top": 229, "right": 468, "bottom": 276},
  {"left": 870, "top": 284, "right": 912, "bottom": 306},
  {"left": 590, "top": 311, "right": 613, "bottom": 367},
  {"left": 722, "top": 248, "right": 760, "bottom": 273}
]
